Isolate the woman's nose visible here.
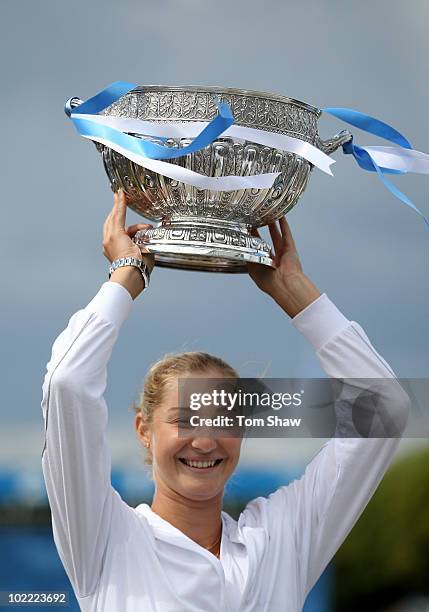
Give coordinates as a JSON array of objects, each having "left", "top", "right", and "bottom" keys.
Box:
[{"left": 190, "top": 436, "right": 217, "bottom": 452}]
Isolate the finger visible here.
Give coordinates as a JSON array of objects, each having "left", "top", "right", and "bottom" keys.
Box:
[
  {"left": 125, "top": 223, "right": 154, "bottom": 236},
  {"left": 112, "top": 189, "right": 127, "bottom": 228},
  {"left": 104, "top": 190, "right": 118, "bottom": 226},
  {"left": 268, "top": 221, "right": 284, "bottom": 254},
  {"left": 111, "top": 191, "right": 118, "bottom": 215},
  {"left": 278, "top": 216, "right": 297, "bottom": 252},
  {"left": 103, "top": 211, "right": 113, "bottom": 235}
]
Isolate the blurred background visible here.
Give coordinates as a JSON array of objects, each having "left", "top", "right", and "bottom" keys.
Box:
[{"left": 1, "top": 0, "right": 428, "bottom": 610}]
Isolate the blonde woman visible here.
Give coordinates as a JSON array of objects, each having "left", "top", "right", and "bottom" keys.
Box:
[{"left": 41, "top": 190, "right": 409, "bottom": 611}]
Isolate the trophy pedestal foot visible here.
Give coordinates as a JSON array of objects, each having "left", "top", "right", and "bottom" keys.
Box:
[{"left": 133, "top": 218, "right": 274, "bottom": 273}]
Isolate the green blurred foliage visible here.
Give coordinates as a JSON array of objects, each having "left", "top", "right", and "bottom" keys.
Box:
[{"left": 334, "top": 445, "right": 429, "bottom": 611}]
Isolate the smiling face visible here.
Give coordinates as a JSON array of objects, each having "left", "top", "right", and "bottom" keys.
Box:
[{"left": 136, "top": 369, "right": 242, "bottom": 502}]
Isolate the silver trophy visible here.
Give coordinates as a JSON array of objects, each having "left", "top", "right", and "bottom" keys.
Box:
[{"left": 65, "top": 87, "right": 351, "bottom": 272}]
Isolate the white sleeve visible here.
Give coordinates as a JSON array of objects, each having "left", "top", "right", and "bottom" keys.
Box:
[
  {"left": 41, "top": 281, "right": 133, "bottom": 598},
  {"left": 245, "top": 293, "right": 410, "bottom": 601}
]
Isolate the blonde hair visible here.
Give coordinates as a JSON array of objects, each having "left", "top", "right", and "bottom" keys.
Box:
[{"left": 132, "top": 351, "right": 239, "bottom": 465}]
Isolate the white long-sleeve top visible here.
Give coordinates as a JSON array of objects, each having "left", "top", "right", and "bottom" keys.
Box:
[{"left": 41, "top": 282, "right": 409, "bottom": 612}]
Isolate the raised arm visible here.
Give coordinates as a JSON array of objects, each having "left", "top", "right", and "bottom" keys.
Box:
[
  {"left": 246, "top": 218, "right": 410, "bottom": 606},
  {"left": 41, "top": 190, "right": 154, "bottom": 598},
  {"left": 286, "top": 293, "right": 409, "bottom": 598}
]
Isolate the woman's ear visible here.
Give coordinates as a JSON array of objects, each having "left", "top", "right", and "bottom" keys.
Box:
[{"left": 135, "top": 412, "right": 151, "bottom": 448}]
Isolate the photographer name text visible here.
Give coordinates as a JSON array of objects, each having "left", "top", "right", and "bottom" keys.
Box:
[{"left": 188, "top": 414, "right": 302, "bottom": 428}]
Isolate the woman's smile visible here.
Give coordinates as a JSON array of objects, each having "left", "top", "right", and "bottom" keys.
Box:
[{"left": 177, "top": 457, "right": 224, "bottom": 473}]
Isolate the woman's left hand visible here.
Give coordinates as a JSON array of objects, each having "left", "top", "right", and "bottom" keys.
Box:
[{"left": 247, "top": 217, "right": 322, "bottom": 318}]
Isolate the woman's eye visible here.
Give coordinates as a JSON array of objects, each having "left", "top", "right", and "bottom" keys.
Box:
[{"left": 170, "top": 418, "right": 192, "bottom": 427}]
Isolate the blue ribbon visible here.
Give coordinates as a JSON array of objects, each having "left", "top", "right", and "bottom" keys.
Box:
[
  {"left": 68, "top": 84, "right": 428, "bottom": 228},
  {"left": 70, "top": 81, "right": 234, "bottom": 161},
  {"left": 323, "top": 108, "right": 412, "bottom": 148},
  {"left": 70, "top": 81, "right": 137, "bottom": 116},
  {"left": 323, "top": 107, "right": 429, "bottom": 228}
]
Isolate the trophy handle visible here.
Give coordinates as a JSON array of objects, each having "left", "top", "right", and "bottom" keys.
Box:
[
  {"left": 64, "top": 97, "right": 83, "bottom": 117},
  {"left": 318, "top": 129, "right": 352, "bottom": 155}
]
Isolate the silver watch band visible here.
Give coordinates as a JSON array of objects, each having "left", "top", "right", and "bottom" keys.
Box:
[{"left": 108, "top": 256, "right": 151, "bottom": 290}]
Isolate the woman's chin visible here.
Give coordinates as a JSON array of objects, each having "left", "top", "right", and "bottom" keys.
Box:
[
  {"left": 175, "top": 468, "right": 226, "bottom": 500},
  {"left": 177, "top": 483, "right": 223, "bottom": 502}
]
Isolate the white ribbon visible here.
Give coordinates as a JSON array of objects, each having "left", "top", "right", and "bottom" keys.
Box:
[
  {"left": 74, "top": 113, "right": 336, "bottom": 175},
  {"left": 76, "top": 116, "right": 429, "bottom": 192},
  {"left": 361, "top": 145, "right": 429, "bottom": 174},
  {"left": 89, "top": 135, "right": 281, "bottom": 191}
]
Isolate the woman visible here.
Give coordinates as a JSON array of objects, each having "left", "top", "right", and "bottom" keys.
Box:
[{"left": 41, "top": 190, "right": 409, "bottom": 612}]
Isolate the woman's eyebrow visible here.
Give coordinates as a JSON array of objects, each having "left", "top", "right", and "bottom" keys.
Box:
[{"left": 166, "top": 406, "right": 188, "bottom": 415}]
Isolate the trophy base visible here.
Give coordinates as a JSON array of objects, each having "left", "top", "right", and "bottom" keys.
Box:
[{"left": 133, "top": 217, "right": 274, "bottom": 273}]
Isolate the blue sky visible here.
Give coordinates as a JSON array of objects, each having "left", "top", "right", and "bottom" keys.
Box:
[{"left": 1, "top": 0, "right": 428, "bottom": 466}]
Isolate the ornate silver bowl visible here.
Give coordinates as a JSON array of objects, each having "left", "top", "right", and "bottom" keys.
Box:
[{"left": 67, "top": 86, "right": 351, "bottom": 272}]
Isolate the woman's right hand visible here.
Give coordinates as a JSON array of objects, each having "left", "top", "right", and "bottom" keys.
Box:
[
  {"left": 247, "top": 217, "right": 321, "bottom": 318},
  {"left": 102, "top": 189, "right": 155, "bottom": 274}
]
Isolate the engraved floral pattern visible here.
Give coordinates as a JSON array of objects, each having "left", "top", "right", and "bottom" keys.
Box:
[
  {"left": 94, "top": 87, "right": 346, "bottom": 270},
  {"left": 102, "top": 88, "right": 320, "bottom": 144}
]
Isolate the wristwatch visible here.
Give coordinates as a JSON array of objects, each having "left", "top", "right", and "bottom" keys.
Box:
[{"left": 108, "top": 256, "right": 151, "bottom": 290}]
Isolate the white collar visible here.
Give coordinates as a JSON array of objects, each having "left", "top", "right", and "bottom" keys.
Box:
[{"left": 134, "top": 503, "right": 243, "bottom": 545}]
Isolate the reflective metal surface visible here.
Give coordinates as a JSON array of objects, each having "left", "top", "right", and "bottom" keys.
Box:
[{"left": 70, "top": 86, "right": 351, "bottom": 272}]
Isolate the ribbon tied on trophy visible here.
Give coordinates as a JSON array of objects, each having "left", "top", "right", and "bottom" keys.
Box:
[{"left": 65, "top": 81, "right": 429, "bottom": 272}]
